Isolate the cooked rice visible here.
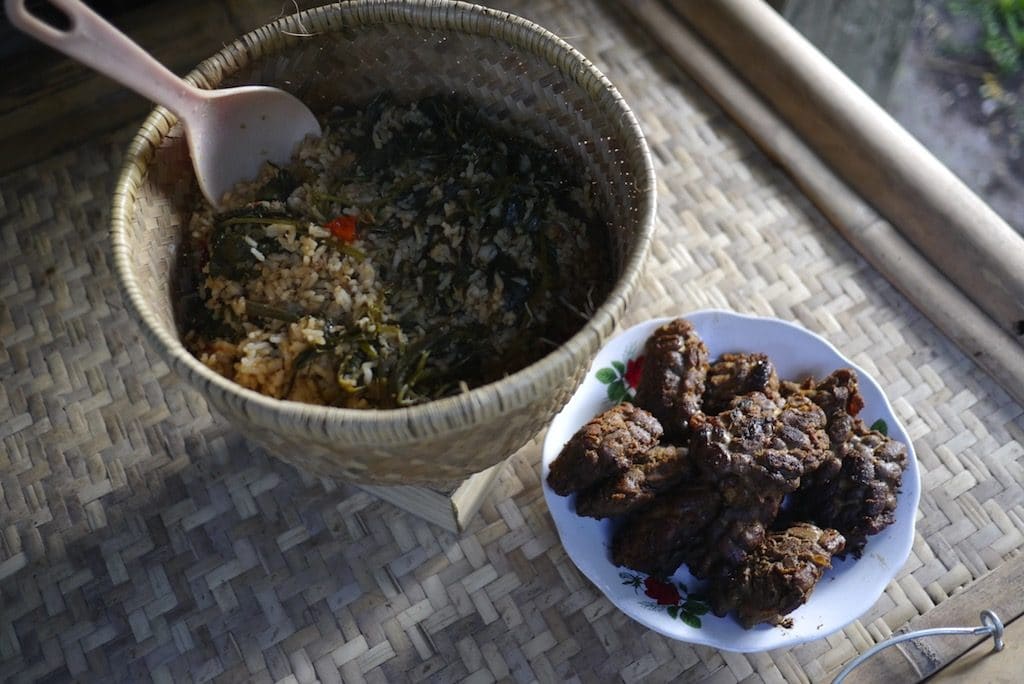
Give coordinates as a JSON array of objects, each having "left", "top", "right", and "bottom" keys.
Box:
[{"left": 177, "top": 93, "right": 611, "bottom": 408}]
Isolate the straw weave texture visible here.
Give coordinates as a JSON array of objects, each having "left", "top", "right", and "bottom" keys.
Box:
[{"left": 2, "top": 0, "right": 1023, "bottom": 682}]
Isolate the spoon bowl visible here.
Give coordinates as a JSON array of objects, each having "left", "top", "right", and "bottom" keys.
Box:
[
  {"left": 183, "top": 85, "right": 321, "bottom": 205},
  {"left": 5, "top": 0, "right": 320, "bottom": 206}
]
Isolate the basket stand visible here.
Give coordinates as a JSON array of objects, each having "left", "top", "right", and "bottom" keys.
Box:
[{"left": 356, "top": 452, "right": 515, "bottom": 532}]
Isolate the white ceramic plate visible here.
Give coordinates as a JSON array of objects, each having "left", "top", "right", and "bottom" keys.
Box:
[{"left": 541, "top": 309, "right": 920, "bottom": 652}]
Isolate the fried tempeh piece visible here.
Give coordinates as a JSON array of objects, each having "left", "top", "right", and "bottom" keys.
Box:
[
  {"left": 546, "top": 403, "right": 663, "bottom": 496},
  {"left": 791, "top": 419, "right": 907, "bottom": 557},
  {"left": 710, "top": 523, "right": 846, "bottom": 628},
  {"left": 683, "top": 487, "right": 782, "bottom": 580},
  {"left": 703, "top": 352, "right": 781, "bottom": 415},
  {"left": 575, "top": 445, "right": 692, "bottom": 519},
  {"left": 611, "top": 482, "right": 722, "bottom": 578},
  {"left": 782, "top": 368, "right": 864, "bottom": 440},
  {"left": 634, "top": 318, "right": 709, "bottom": 440},
  {"left": 689, "top": 393, "right": 831, "bottom": 498},
  {"left": 683, "top": 393, "right": 831, "bottom": 579}
]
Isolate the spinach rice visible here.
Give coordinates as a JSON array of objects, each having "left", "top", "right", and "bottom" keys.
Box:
[{"left": 177, "top": 94, "right": 612, "bottom": 409}]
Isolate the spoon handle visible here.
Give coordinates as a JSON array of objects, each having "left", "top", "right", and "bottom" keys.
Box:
[{"left": 5, "top": 0, "right": 203, "bottom": 116}]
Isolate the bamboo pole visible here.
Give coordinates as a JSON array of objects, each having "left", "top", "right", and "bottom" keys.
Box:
[
  {"left": 667, "top": 0, "right": 1024, "bottom": 345},
  {"left": 618, "top": 0, "right": 1024, "bottom": 407}
]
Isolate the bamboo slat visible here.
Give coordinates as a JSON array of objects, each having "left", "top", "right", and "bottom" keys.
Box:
[
  {"left": 619, "top": 0, "right": 1024, "bottom": 408},
  {"left": 668, "top": 0, "right": 1024, "bottom": 345}
]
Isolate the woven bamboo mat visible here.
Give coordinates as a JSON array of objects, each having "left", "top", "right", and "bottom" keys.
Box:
[{"left": 2, "top": 0, "right": 1024, "bottom": 681}]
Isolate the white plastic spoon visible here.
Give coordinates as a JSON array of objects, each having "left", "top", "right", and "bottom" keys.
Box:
[{"left": 5, "top": 0, "right": 321, "bottom": 207}]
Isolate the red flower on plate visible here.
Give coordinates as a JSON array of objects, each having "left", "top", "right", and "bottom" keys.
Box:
[
  {"left": 624, "top": 355, "right": 645, "bottom": 389},
  {"left": 643, "top": 576, "right": 681, "bottom": 606},
  {"left": 620, "top": 571, "right": 710, "bottom": 627}
]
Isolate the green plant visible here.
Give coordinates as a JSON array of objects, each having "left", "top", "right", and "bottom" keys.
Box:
[{"left": 950, "top": 0, "right": 1024, "bottom": 72}]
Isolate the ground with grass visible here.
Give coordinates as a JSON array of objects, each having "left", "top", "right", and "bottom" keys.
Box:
[{"left": 886, "top": 0, "right": 1023, "bottom": 232}]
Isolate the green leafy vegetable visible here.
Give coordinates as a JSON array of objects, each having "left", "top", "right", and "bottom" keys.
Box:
[
  {"left": 256, "top": 164, "right": 299, "bottom": 202},
  {"left": 246, "top": 300, "right": 303, "bottom": 323}
]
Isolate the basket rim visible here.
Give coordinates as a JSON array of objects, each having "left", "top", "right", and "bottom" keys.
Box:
[{"left": 109, "top": 0, "right": 657, "bottom": 446}]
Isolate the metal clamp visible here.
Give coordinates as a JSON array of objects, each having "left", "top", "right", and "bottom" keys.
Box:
[{"left": 832, "top": 610, "right": 1005, "bottom": 684}]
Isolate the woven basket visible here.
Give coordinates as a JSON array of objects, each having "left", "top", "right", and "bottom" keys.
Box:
[{"left": 110, "top": 0, "right": 656, "bottom": 485}]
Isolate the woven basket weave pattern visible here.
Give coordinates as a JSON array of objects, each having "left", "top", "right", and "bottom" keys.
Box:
[
  {"left": 5, "top": 1, "right": 1024, "bottom": 681},
  {"left": 112, "top": 1, "right": 655, "bottom": 484}
]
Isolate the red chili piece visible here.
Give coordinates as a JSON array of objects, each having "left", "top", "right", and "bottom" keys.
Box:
[{"left": 325, "top": 215, "right": 358, "bottom": 242}]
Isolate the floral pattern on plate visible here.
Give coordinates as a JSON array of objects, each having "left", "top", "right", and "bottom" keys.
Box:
[
  {"left": 620, "top": 572, "right": 710, "bottom": 628},
  {"left": 594, "top": 350, "right": 645, "bottom": 404}
]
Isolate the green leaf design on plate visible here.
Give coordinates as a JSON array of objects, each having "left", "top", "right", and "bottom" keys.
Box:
[
  {"left": 681, "top": 613, "right": 702, "bottom": 629},
  {"left": 870, "top": 418, "right": 889, "bottom": 435},
  {"left": 620, "top": 572, "right": 643, "bottom": 589},
  {"left": 607, "top": 381, "right": 628, "bottom": 403},
  {"left": 667, "top": 606, "right": 679, "bottom": 619},
  {"left": 595, "top": 367, "right": 617, "bottom": 384},
  {"left": 683, "top": 600, "right": 710, "bottom": 616},
  {"left": 611, "top": 360, "right": 626, "bottom": 374}
]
